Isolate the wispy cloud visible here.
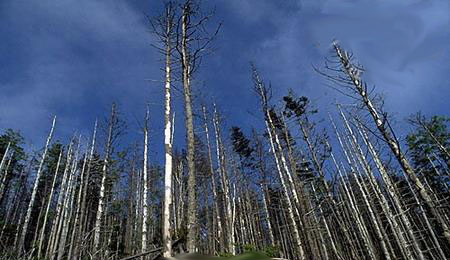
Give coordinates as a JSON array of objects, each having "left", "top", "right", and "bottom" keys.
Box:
[
  {"left": 0, "top": 0, "right": 448, "bottom": 145},
  {"left": 0, "top": 0, "right": 156, "bottom": 143}
]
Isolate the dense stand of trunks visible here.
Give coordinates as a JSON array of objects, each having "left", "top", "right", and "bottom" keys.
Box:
[{"left": 0, "top": 2, "right": 448, "bottom": 260}]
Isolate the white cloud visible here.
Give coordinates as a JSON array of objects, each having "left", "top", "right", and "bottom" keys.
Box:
[{"left": 0, "top": 0, "right": 155, "bottom": 143}]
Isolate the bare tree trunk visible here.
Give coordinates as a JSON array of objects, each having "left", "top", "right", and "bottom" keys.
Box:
[
  {"left": 46, "top": 140, "right": 74, "bottom": 259},
  {"left": 19, "top": 116, "right": 56, "bottom": 253},
  {"left": 73, "top": 120, "right": 97, "bottom": 260},
  {"left": 355, "top": 119, "right": 428, "bottom": 259},
  {"left": 212, "top": 105, "right": 235, "bottom": 255},
  {"left": 0, "top": 142, "right": 11, "bottom": 202},
  {"left": 135, "top": 168, "right": 142, "bottom": 254},
  {"left": 180, "top": 2, "right": 197, "bottom": 252},
  {"left": 57, "top": 147, "right": 79, "bottom": 260},
  {"left": 161, "top": 4, "right": 174, "bottom": 256},
  {"left": 94, "top": 104, "right": 117, "bottom": 254},
  {"left": 37, "top": 149, "right": 63, "bottom": 258},
  {"left": 142, "top": 106, "right": 150, "bottom": 258},
  {"left": 68, "top": 146, "right": 90, "bottom": 260},
  {"left": 260, "top": 183, "right": 275, "bottom": 247},
  {"left": 0, "top": 166, "right": 26, "bottom": 241},
  {"left": 202, "top": 106, "right": 225, "bottom": 252},
  {"left": 332, "top": 42, "right": 450, "bottom": 244},
  {"left": 330, "top": 116, "right": 377, "bottom": 259},
  {"left": 252, "top": 69, "right": 306, "bottom": 259}
]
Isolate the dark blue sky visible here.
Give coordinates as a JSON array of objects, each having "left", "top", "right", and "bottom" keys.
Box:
[{"left": 0, "top": 0, "right": 448, "bottom": 156}]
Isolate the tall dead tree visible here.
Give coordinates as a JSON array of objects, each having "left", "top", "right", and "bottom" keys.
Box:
[
  {"left": 142, "top": 106, "right": 150, "bottom": 257},
  {"left": 37, "top": 149, "right": 63, "bottom": 258},
  {"left": 355, "top": 117, "right": 430, "bottom": 260},
  {"left": 0, "top": 142, "right": 11, "bottom": 203},
  {"left": 150, "top": 3, "right": 176, "bottom": 256},
  {"left": 176, "top": 0, "right": 219, "bottom": 252},
  {"left": 179, "top": 1, "right": 197, "bottom": 251},
  {"left": 212, "top": 105, "right": 235, "bottom": 255},
  {"left": 94, "top": 103, "right": 118, "bottom": 254},
  {"left": 46, "top": 138, "right": 75, "bottom": 259},
  {"left": 252, "top": 66, "right": 306, "bottom": 260},
  {"left": 18, "top": 116, "right": 56, "bottom": 253},
  {"left": 202, "top": 106, "right": 225, "bottom": 252},
  {"left": 318, "top": 41, "right": 450, "bottom": 244},
  {"left": 72, "top": 120, "right": 97, "bottom": 260}
]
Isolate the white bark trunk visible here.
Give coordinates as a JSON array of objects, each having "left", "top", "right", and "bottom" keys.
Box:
[
  {"left": 0, "top": 142, "right": 11, "bottom": 202},
  {"left": 74, "top": 120, "right": 97, "bottom": 259},
  {"left": 162, "top": 7, "right": 174, "bottom": 255},
  {"left": 180, "top": 3, "right": 197, "bottom": 252},
  {"left": 333, "top": 42, "right": 450, "bottom": 244},
  {"left": 253, "top": 71, "right": 305, "bottom": 259},
  {"left": 57, "top": 146, "right": 79, "bottom": 260},
  {"left": 357, "top": 121, "right": 427, "bottom": 260},
  {"left": 19, "top": 116, "right": 56, "bottom": 252},
  {"left": 46, "top": 140, "right": 74, "bottom": 259},
  {"left": 142, "top": 107, "right": 149, "bottom": 257},
  {"left": 202, "top": 106, "right": 225, "bottom": 252},
  {"left": 68, "top": 146, "right": 90, "bottom": 260},
  {"left": 37, "top": 149, "right": 63, "bottom": 258},
  {"left": 265, "top": 117, "right": 305, "bottom": 259},
  {"left": 330, "top": 116, "right": 377, "bottom": 259},
  {"left": 212, "top": 106, "right": 235, "bottom": 255},
  {"left": 94, "top": 104, "right": 116, "bottom": 253}
]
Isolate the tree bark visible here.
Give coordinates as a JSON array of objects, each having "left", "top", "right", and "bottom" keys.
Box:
[
  {"left": 180, "top": 2, "right": 197, "bottom": 252},
  {"left": 162, "top": 4, "right": 174, "bottom": 256},
  {"left": 142, "top": 107, "right": 150, "bottom": 258},
  {"left": 94, "top": 104, "right": 116, "bottom": 254},
  {"left": 333, "top": 42, "right": 450, "bottom": 244},
  {"left": 19, "top": 116, "right": 56, "bottom": 253}
]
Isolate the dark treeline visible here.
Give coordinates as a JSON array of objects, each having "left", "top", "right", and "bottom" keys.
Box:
[{"left": 0, "top": 1, "right": 449, "bottom": 260}]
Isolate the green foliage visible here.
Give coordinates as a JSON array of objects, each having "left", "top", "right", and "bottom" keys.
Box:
[
  {"left": 282, "top": 90, "right": 317, "bottom": 119},
  {"left": 0, "top": 128, "right": 26, "bottom": 169},
  {"left": 218, "top": 252, "right": 235, "bottom": 258},
  {"left": 230, "top": 252, "right": 271, "bottom": 260},
  {"left": 231, "top": 127, "right": 253, "bottom": 159},
  {"left": 407, "top": 115, "right": 449, "bottom": 167},
  {"left": 261, "top": 245, "right": 280, "bottom": 258},
  {"left": 406, "top": 114, "right": 449, "bottom": 193},
  {"left": 242, "top": 243, "right": 256, "bottom": 253},
  {"left": 234, "top": 243, "right": 279, "bottom": 258}
]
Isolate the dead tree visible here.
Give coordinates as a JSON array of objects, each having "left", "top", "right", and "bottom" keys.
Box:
[
  {"left": 176, "top": 0, "right": 220, "bottom": 252},
  {"left": 317, "top": 41, "right": 450, "bottom": 245},
  {"left": 150, "top": 2, "right": 176, "bottom": 256},
  {"left": 18, "top": 116, "right": 56, "bottom": 253}
]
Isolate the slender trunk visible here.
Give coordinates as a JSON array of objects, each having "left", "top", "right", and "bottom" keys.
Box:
[
  {"left": 142, "top": 107, "right": 150, "bottom": 258},
  {"left": 356, "top": 120, "right": 428, "bottom": 259},
  {"left": 68, "top": 146, "right": 90, "bottom": 260},
  {"left": 180, "top": 4, "right": 197, "bottom": 252},
  {"left": 212, "top": 106, "right": 235, "bottom": 255},
  {"left": 260, "top": 183, "right": 275, "bottom": 247},
  {"left": 32, "top": 193, "right": 47, "bottom": 249},
  {"left": 94, "top": 104, "right": 116, "bottom": 253},
  {"left": 0, "top": 142, "right": 11, "bottom": 202},
  {"left": 74, "top": 120, "right": 97, "bottom": 259},
  {"left": 297, "top": 120, "right": 345, "bottom": 260},
  {"left": 253, "top": 131, "right": 275, "bottom": 248},
  {"left": 202, "top": 106, "right": 224, "bottom": 252},
  {"left": 57, "top": 151, "right": 78, "bottom": 260},
  {"left": 330, "top": 116, "right": 377, "bottom": 259},
  {"left": 253, "top": 70, "right": 305, "bottom": 259},
  {"left": 19, "top": 116, "right": 56, "bottom": 253},
  {"left": 162, "top": 5, "right": 174, "bottom": 255},
  {"left": 37, "top": 149, "right": 63, "bottom": 258},
  {"left": 266, "top": 118, "right": 305, "bottom": 259},
  {"left": 333, "top": 42, "right": 450, "bottom": 244}
]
